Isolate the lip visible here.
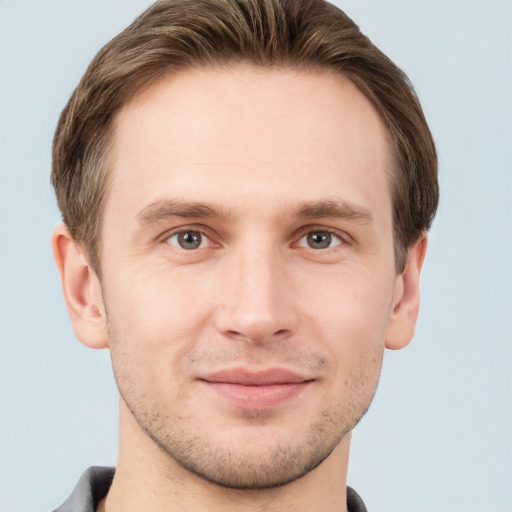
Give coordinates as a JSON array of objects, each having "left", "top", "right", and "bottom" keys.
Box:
[{"left": 199, "top": 368, "right": 314, "bottom": 410}]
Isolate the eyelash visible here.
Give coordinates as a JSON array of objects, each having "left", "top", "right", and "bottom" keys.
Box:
[
  {"left": 161, "top": 226, "right": 216, "bottom": 250},
  {"left": 299, "top": 231, "right": 341, "bottom": 247},
  {"left": 160, "top": 225, "right": 349, "bottom": 252},
  {"left": 293, "top": 227, "right": 349, "bottom": 250}
]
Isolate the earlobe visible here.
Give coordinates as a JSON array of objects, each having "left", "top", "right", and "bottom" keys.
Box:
[
  {"left": 385, "top": 234, "right": 428, "bottom": 350},
  {"left": 52, "top": 225, "right": 108, "bottom": 349}
]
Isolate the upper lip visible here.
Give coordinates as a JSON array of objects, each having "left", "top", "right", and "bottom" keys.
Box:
[{"left": 200, "top": 368, "right": 312, "bottom": 386}]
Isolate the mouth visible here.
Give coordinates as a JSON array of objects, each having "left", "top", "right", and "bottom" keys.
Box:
[{"left": 198, "top": 368, "right": 314, "bottom": 410}]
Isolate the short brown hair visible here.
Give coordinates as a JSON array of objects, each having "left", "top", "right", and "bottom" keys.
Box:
[{"left": 51, "top": 0, "right": 438, "bottom": 275}]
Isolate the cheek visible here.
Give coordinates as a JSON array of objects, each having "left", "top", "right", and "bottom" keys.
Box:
[
  {"left": 105, "top": 286, "right": 194, "bottom": 410},
  {"left": 104, "top": 265, "right": 216, "bottom": 349},
  {"left": 299, "top": 267, "right": 394, "bottom": 339},
  {"left": 296, "top": 267, "right": 393, "bottom": 387}
]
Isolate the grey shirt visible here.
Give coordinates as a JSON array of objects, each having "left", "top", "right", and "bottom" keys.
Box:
[{"left": 53, "top": 466, "right": 368, "bottom": 512}]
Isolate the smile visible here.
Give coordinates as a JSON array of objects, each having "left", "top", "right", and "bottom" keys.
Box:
[{"left": 199, "top": 369, "right": 314, "bottom": 410}]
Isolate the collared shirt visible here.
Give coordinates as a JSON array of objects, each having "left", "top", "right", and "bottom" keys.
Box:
[{"left": 53, "top": 466, "right": 368, "bottom": 512}]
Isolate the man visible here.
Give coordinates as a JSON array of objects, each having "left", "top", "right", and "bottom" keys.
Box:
[{"left": 50, "top": 0, "right": 438, "bottom": 510}]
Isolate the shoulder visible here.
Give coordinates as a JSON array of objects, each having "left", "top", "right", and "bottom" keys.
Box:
[
  {"left": 347, "top": 485, "right": 368, "bottom": 512},
  {"left": 52, "top": 467, "right": 115, "bottom": 512}
]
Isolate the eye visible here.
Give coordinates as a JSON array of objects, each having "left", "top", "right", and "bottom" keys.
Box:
[
  {"left": 166, "top": 230, "right": 210, "bottom": 250},
  {"left": 297, "top": 230, "right": 343, "bottom": 250}
]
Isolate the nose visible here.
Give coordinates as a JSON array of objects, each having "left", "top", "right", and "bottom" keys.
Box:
[{"left": 214, "top": 240, "right": 299, "bottom": 345}]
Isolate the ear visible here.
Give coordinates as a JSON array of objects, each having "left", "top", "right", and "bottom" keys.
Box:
[
  {"left": 52, "top": 224, "right": 108, "bottom": 349},
  {"left": 385, "top": 234, "right": 428, "bottom": 350}
]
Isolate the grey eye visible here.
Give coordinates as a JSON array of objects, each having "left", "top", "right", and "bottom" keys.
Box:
[
  {"left": 167, "top": 231, "right": 207, "bottom": 250},
  {"left": 298, "top": 231, "right": 342, "bottom": 249}
]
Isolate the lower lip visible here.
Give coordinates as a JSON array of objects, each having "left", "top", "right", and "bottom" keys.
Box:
[{"left": 202, "top": 381, "right": 312, "bottom": 409}]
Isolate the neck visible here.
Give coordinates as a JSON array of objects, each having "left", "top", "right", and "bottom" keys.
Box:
[{"left": 100, "top": 401, "right": 351, "bottom": 512}]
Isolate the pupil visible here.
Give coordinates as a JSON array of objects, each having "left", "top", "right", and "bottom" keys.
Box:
[
  {"left": 179, "top": 231, "right": 201, "bottom": 249},
  {"left": 308, "top": 232, "right": 331, "bottom": 249}
]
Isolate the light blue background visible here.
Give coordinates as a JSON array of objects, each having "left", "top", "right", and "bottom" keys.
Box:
[{"left": 0, "top": 1, "right": 510, "bottom": 511}]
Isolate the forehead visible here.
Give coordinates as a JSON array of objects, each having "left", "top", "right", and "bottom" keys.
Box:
[{"left": 107, "top": 66, "right": 393, "bottom": 221}]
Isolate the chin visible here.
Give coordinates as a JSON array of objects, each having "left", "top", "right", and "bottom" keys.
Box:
[{"left": 130, "top": 399, "right": 355, "bottom": 490}]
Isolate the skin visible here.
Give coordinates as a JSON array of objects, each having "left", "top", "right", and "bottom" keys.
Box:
[{"left": 53, "top": 66, "right": 427, "bottom": 511}]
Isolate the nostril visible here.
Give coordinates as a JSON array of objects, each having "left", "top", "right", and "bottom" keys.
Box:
[
  {"left": 223, "top": 328, "right": 291, "bottom": 344},
  {"left": 227, "top": 330, "right": 244, "bottom": 339}
]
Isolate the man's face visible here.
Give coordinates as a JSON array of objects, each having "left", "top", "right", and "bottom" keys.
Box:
[{"left": 99, "top": 66, "right": 400, "bottom": 488}]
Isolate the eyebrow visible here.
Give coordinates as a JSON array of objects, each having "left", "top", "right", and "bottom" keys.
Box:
[
  {"left": 294, "top": 200, "right": 373, "bottom": 223},
  {"left": 137, "top": 199, "right": 230, "bottom": 226},
  {"left": 136, "top": 198, "right": 373, "bottom": 226}
]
